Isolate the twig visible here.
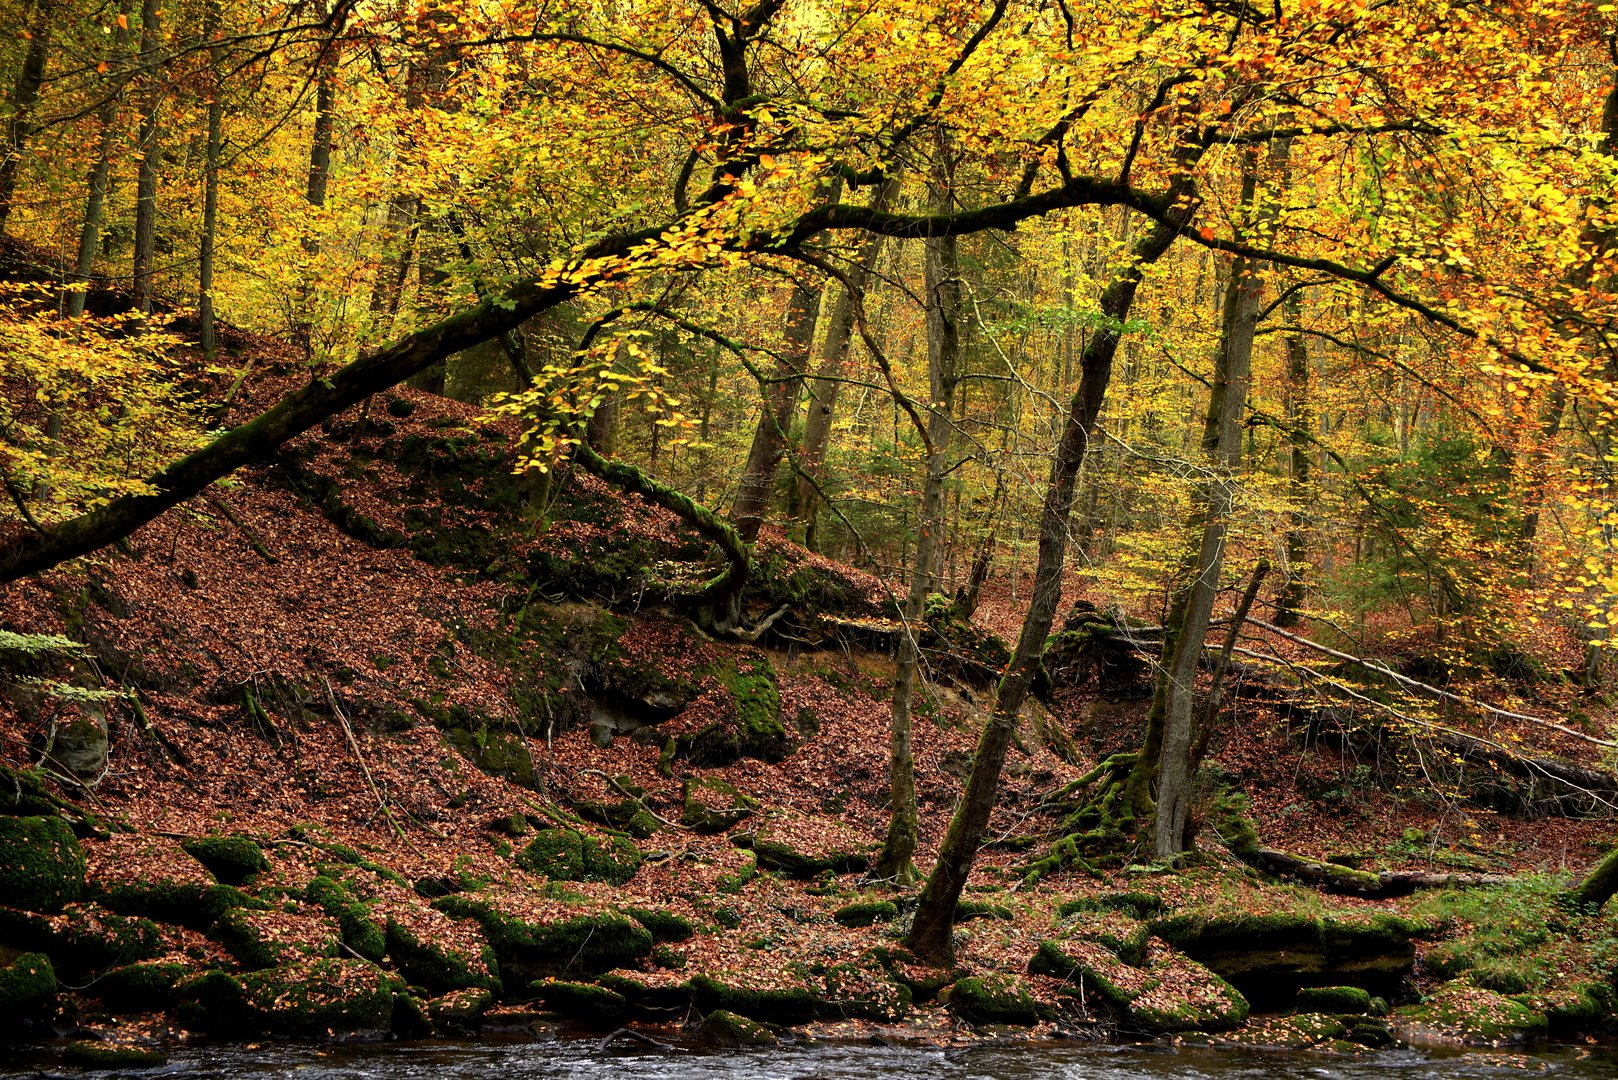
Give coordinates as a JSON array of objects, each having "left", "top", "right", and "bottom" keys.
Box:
[
  {"left": 580, "top": 767, "right": 684, "bottom": 830},
  {"left": 322, "top": 678, "right": 404, "bottom": 839},
  {"left": 205, "top": 494, "right": 279, "bottom": 563}
]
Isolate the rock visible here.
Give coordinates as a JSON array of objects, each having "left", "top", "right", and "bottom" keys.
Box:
[
  {"left": 178, "top": 958, "right": 405, "bottom": 1037},
  {"left": 1049, "top": 910, "right": 1149, "bottom": 966},
  {"left": 834, "top": 900, "right": 899, "bottom": 928},
  {"left": 516, "top": 827, "right": 641, "bottom": 885},
  {"left": 211, "top": 907, "right": 342, "bottom": 970},
  {"left": 63, "top": 1040, "right": 167, "bottom": 1068},
  {"left": 43, "top": 710, "right": 109, "bottom": 780},
  {"left": 743, "top": 814, "right": 874, "bottom": 878},
  {"left": 1, "top": 902, "right": 165, "bottom": 974},
  {"left": 699, "top": 1008, "right": 776, "bottom": 1047},
  {"left": 433, "top": 894, "right": 652, "bottom": 981},
  {"left": 1393, "top": 980, "right": 1548, "bottom": 1047},
  {"left": 681, "top": 777, "right": 755, "bottom": 834},
  {"left": 1296, "top": 985, "right": 1374, "bottom": 1014},
  {"left": 94, "top": 959, "right": 196, "bottom": 1011},
  {"left": 181, "top": 835, "right": 270, "bottom": 885},
  {"left": 385, "top": 907, "right": 501, "bottom": 993},
  {"left": 1029, "top": 937, "right": 1249, "bottom": 1034},
  {"left": 688, "top": 973, "right": 822, "bottom": 1025},
  {"left": 944, "top": 974, "right": 1041, "bottom": 1026},
  {"left": 0, "top": 815, "right": 84, "bottom": 912},
  {"left": 428, "top": 987, "right": 493, "bottom": 1033},
  {"left": 0, "top": 952, "right": 55, "bottom": 1023},
  {"left": 530, "top": 978, "right": 628, "bottom": 1026},
  {"left": 623, "top": 907, "right": 694, "bottom": 943},
  {"left": 304, "top": 875, "right": 386, "bottom": 961}
]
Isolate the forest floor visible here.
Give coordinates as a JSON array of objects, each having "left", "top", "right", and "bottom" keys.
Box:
[{"left": 4, "top": 337, "right": 1618, "bottom": 1064}]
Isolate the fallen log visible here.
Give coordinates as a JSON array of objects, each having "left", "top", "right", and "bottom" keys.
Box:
[{"left": 1242, "top": 845, "right": 1515, "bottom": 898}]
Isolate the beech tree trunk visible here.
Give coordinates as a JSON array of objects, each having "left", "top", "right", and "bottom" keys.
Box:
[
  {"left": 876, "top": 152, "right": 960, "bottom": 883},
  {"left": 63, "top": 0, "right": 133, "bottom": 318},
  {"left": 903, "top": 190, "right": 1191, "bottom": 964},
  {"left": 1154, "top": 150, "right": 1261, "bottom": 860},
  {"left": 198, "top": 0, "right": 226, "bottom": 359},
  {"left": 1274, "top": 287, "right": 1312, "bottom": 626},
  {"left": 0, "top": 0, "right": 51, "bottom": 237},
  {"left": 131, "top": 0, "right": 164, "bottom": 316}
]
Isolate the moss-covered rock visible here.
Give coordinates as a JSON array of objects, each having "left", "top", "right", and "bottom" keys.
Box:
[
  {"left": 1296, "top": 985, "right": 1373, "bottom": 1014},
  {"left": 1048, "top": 910, "right": 1149, "bottom": 967},
  {"left": 0, "top": 952, "right": 55, "bottom": 1022},
  {"left": 243, "top": 958, "right": 404, "bottom": 1036},
  {"left": 699, "top": 1008, "right": 776, "bottom": 1047},
  {"left": 304, "top": 874, "right": 386, "bottom": 961},
  {"left": 682, "top": 777, "right": 756, "bottom": 834},
  {"left": 385, "top": 909, "right": 501, "bottom": 993},
  {"left": 516, "top": 827, "right": 641, "bottom": 885},
  {"left": 173, "top": 969, "right": 251, "bottom": 1034},
  {"left": 63, "top": 1040, "right": 167, "bottom": 1068},
  {"left": 1393, "top": 981, "right": 1548, "bottom": 1046},
  {"left": 433, "top": 894, "right": 653, "bottom": 979},
  {"left": 624, "top": 907, "right": 694, "bottom": 943},
  {"left": 1030, "top": 938, "right": 1248, "bottom": 1034},
  {"left": 428, "top": 987, "right": 493, "bottom": 1033},
  {"left": 0, "top": 815, "right": 84, "bottom": 912},
  {"left": 944, "top": 974, "right": 1040, "bottom": 1026},
  {"left": 744, "top": 816, "right": 874, "bottom": 878},
  {"left": 34, "top": 902, "right": 165, "bottom": 973},
  {"left": 94, "top": 959, "right": 195, "bottom": 1010},
  {"left": 689, "top": 973, "right": 822, "bottom": 1025},
  {"left": 834, "top": 900, "right": 899, "bottom": 928},
  {"left": 530, "top": 978, "right": 628, "bottom": 1026},
  {"left": 96, "top": 879, "right": 261, "bottom": 931},
  {"left": 181, "top": 835, "right": 270, "bottom": 885},
  {"left": 211, "top": 907, "right": 341, "bottom": 970},
  {"left": 1056, "top": 891, "right": 1165, "bottom": 919}
]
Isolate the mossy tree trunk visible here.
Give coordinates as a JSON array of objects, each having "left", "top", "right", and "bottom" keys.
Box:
[
  {"left": 877, "top": 149, "right": 959, "bottom": 885},
  {"left": 903, "top": 179, "right": 1193, "bottom": 964},
  {"left": 1571, "top": 844, "right": 1618, "bottom": 909}
]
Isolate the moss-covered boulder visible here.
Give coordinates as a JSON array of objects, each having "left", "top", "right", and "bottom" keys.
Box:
[
  {"left": 530, "top": 978, "right": 628, "bottom": 1026},
  {"left": 700, "top": 1008, "right": 776, "bottom": 1047},
  {"left": 304, "top": 874, "right": 386, "bottom": 961},
  {"left": 180, "top": 959, "right": 405, "bottom": 1037},
  {"left": 94, "top": 959, "right": 195, "bottom": 1011},
  {"left": 1215, "top": 1012, "right": 1351, "bottom": 1050},
  {"left": 385, "top": 907, "right": 501, "bottom": 993},
  {"left": 1049, "top": 910, "right": 1149, "bottom": 966},
  {"left": 516, "top": 827, "right": 641, "bottom": 885},
  {"left": 834, "top": 900, "right": 899, "bottom": 928},
  {"left": 63, "top": 1040, "right": 167, "bottom": 1068},
  {"left": 26, "top": 902, "right": 165, "bottom": 973},
  {"left": 0, "top": 815, "right": 84, "bottom": 912},
  {"left": 211, "top": 907, "right": 342, "bottom": 970},
  {"left": 428, "top": 987, "right": 493, "bottom": 1033},
  {"left": 182, "top": 835, "right": 270, "bottom": 885},
  {"left": 1296, "top": 985, "right": 1373, "bottom": 1014},
  {"left": 744, "top": 815, "right": 874, "bottom": 878},
  {"left": 0, "top": 952, "right": 55, "bottom": 1023},
  {"left": 1029, "top": 938, "right": 1248, "bottom": 1033},
  {"left": 624, "top": 907, "right": 694, "bottom": 943},
  {"left": 433, "top": 894, "right": 653, "bottom": 980},
  {"left": 1393, "top": 981, "right": 1548, "bottom": 1047},
  {"left": 689, "top": 973, "right": 823, "bottom": 1025},
  {"left": 682, "top": 777, "right": 756, "bottom": 834},
  {"left": 944, "top": 974, "right": 1041, "bottom": 1026}
]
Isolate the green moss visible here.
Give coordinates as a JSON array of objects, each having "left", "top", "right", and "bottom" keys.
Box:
[
  {"left": 709, "top": 656, "right": 788, "bottom": 762},
  {"left": 174, "top": 970, "right": 251, "bottom": 1034},
  {"left": 96, "top": 880, "right": 262, "bottom": 930},
  {"left": 43, "top": 903, "right": 165, "bottom": 971},
  {"left": 0, "top": 952, "right": 55, "bottom": 1018},
  {"left": 304, "top": 875, "right": 387, "bottom": 961},
  {"left": 624, "top": 906, "right": 694, "bottom": 942},
  {"left": 94, "top": 960, "right": 193, "bottom": 1010},
  {"left": 237, "top": 958, "right": 404, "bottom": 1036},
  {"left": 681, "top": 777, "right": 756, "bottom": 834},
  {"left": 1056, "top": 891, "right": 1164, "bottom": 919},
  {"left": 0, "top": 815, "right": 84, "bottom": 912},
  {"left": 946, "top": 974, "right": 1040, "bottom": 1026},
  {"left": 181, "top": 835, "right": 269, "bottom": 885},
  {"left": 834, "top": 900, "right": 899, "bottom": 928},
  {"left": 385, "top": 915, "right": 501, "bottom": 993},
  {"left": 428, "top": 987, "right": 492, "bottom": 1032},
  {"left": 530, "top": 978, "right": 628, "bottom": 1026},
  {"left": 689, "top": 974, "right": 821, "bottom": 1024},
  {"left": 1394, "top": 980, "right": 1548, "bottom": 1045},
  {"left": 955, "top": 898, "right": 1014, "bottom": 922},
  {"left": 63, "top": 1041, "right": 166, "bottom": 1068},
  {"left": 432, "top": 895, "right": 652, "bottom": 975},
  {"left": 515, "top": 827, "right": 641, "bottom": 885},
  {"left": 716, "top": 852, "right": 758, "bottom": 894},
  {"left": 211, "top": 907, "right": 339, "bottom": 970},
  {"left": 699, "top": 1008, "right": 776, "bottom": 1047},
  {"left": 1296, "top": 985, "right": 1373, "bottom": 1014},
  {"left": 750, "top": 837, "right": 870, "bottom": 878}
]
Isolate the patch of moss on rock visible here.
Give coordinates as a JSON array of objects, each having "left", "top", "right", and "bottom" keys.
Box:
[
  {"left": 1393, "top": 980, "right": 1548, "bottom": 1046},
  {"left": 516, "top": 827, "right": 641, "bottom": 885},
  {"left": 0, "top": 815, "right": 84, "bottom": 912},
  {"left": 681, "top": 777, "right": 756, "bottom": 834},
  {"left": 834, "top": 900, "right": 899, "bottom": 928},
  {"left": 211, "top": 908, "right": 340, "bottom": 970},
  {"left": 530, "top": 978, "right": 628, "bottom": 1026},
  {"left": 432, "top": 895, "right": 652, "bottom": 978},
  {"left": 94, "top": 960, "right": 194, "bottom": 1010},
  {"left": 1056, "top": 891, "right": 1164, "bottom": 919},
  {"left": 304, "top": 875, "right": 387, "bottom": 961},
  {"left": 1029, "top": 938, "right": 1248, "bottom": 1034},
  {"left": 945, "top": 974, "right": 1040, "bottom": 1026},
  {"left": 0, "top": 952, "right": 55, "bottom": 1020},
  {"left": 241, "top": 958, "right": 404, "bottom": 1036},
  {"left": 715, "top": 853, "right": 758, "bottom": 894},
  {"left": 624, "top": 907, "right": 694, "bottom": 943},
  {"left": 700, "top": 1008, "right": 775, "bottom": 1047},
  {"left": 428, "top": 987, "right": 492, "bottom": 1033},
  {"left": 63, "top": 1040, "right": 166, "bottom": 1068},
  {"left": 181, "top": 835, "right": 269, "bottom": 885},
  {"left": 95, "top": 879, "right": 262, "bottom": 931},
  {"left": 689, "top": 973, "right": 822, "bottom": 1025},
  {"left": 1296, "top": 985, "right": 1373, "bottom": 1014},
  {"left": 385, "top": 913, "right": 501, "bottom": 993}
]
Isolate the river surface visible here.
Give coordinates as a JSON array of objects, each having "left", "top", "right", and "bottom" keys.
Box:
[{"left": 6, "top": 1037, "right": 1618, "bottom": 1079}]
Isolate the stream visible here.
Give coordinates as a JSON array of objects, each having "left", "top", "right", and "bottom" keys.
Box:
[{"left": 6, "top": 1037, "right": 1618, "bottom": 1080}]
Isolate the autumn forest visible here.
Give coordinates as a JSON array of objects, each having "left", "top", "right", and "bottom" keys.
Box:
[{"left": 5, "top": 0, "right": 1618, "bottom": 1068}]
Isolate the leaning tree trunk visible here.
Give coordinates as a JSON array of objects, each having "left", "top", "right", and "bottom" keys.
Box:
[
  {"left": 876, "top": 151, "right": 961, "bottom": 884},
  {"left": 1153, "top": 149, "right": 1261, "bottom": 860},
  {"left": 1571, "top": 844, "right": 1618, "bottom": 910},
  {"left": 0, "top": 0, "right": 52, "bottom": 237},
  {"left": 131, "top": 0, "right": 164, "bottom": 316},
  {"left": 903, "top": 185, "right": 1192, "bottom": 965},
  {"left": 63, "top": 0, "right": 133, "bottom": 318}
]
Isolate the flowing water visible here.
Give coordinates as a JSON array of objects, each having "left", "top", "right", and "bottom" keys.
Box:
[{"left": 6, "top": 1036, "right": 1618, "bottom": 1080}]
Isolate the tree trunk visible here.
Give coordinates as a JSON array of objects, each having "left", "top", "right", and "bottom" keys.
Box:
[
  {"left": 1153, "top": 150, "right": 1261, "bottom": 860},
  {"left": 0, "top": 0, "right": 51, "bottom": 237},
  {"left": 1274, "top": 288, "right": 1312, "bottom": 625},
  {"left": 131, "top": 0, "right": 164, "bottom": 316},
  {"left": 63, "top": 0, "right": 133, "bottom": 318},
  {"left": 794, "top": 178, "right": 899, "bottom": 544},
  {"left": 903, "top": 187, "right": 1192, "bottom": 964},
  {"left": 876, "top": 151, "right": 960, "bottom": 884},
  {"left": 1571, "top": 844, "right": 1618, "bottom": 910},
  {"left": 730, "top": 274, "right": 824, "bottom": 542},
  {"left": 198, "top": 0, "right": 226, "bottom": 359}
]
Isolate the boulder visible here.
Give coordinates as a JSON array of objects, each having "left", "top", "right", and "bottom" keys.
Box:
[
  {"left": 0, "top": 815, "right": 84, "bottom": 912},
  {"left": 516, "top": 827, "right": 641, "bottom": 885}
]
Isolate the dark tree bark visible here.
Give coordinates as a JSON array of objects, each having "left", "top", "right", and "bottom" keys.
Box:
[
  {"left": 198, "top": 0, "right": 226, "bottom": 359},
  {"left": 63, "top": 0, "right": 133, "bottom": 318},
  {"left": 0, "top": 0, "right": 51, "bottom": 237},
  {"left": 131, "top": 0, "right": 164, "bottom": 316}
]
